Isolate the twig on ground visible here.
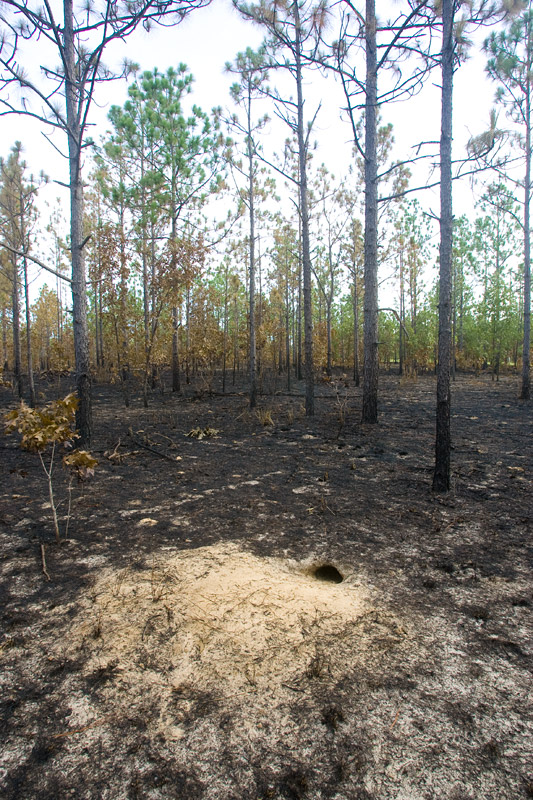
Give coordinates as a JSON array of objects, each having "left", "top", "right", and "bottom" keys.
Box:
[
  {"left": 127, "top": 429, "right": 179, "bottom": 463},
  {"left": 64, "top": 476, "right": 74, "bottom": 540},
  {"left": 40, "top": 544, "right": 51, "bottom": 582},
  {"left": 104, "top": 438, "right": 122, "bottom": 463},
  {"left": 389, "top": 708, "right": 401, "bottom": 730},
  {"left": 52, "top": 715, "right": 113, "bottom": 739}
]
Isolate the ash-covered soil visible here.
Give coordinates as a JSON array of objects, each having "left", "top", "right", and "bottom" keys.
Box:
[{"left": 1, "top": 372, "right": 532, "bottom": 800}]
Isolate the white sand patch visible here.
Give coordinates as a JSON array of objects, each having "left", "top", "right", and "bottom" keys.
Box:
[{"left": 66, "top": 543, "right": 408, "bottom": 742}]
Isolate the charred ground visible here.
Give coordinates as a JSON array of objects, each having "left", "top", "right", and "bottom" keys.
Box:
[{"left": 0, "top": 372, "right": 532, "bottom": 800}]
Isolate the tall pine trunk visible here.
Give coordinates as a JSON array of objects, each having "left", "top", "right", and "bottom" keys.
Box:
[
  {"left": 247, "top": 86, "right": 258, "bottom": 409},
  {"left": 297, "top": 243, "right": 303, "bottom": 381},
  {"left": 399, "top": 247, "right": 404, "bottom": 377},
  {"left": 22, "top": 253, "right": 35, "bottom": 407},
  {"left": 11, "top": 253, "right": 22, "bottom": 398},
  {"left": 171, "top": 301, "right": 180, "bottom": 392},
  {"left": 119, "top": 195, "right": 130, "bottom": 407},
  {"left": 64, "top": 0, "right": 91, "bottom": 445},
  {"left": 353, "top": 275, "right": 360, "bottom": 386},
  {"left": 294, "top": 0, "right": 314, "bottom": 415},
  {"left": 433, "top": 0, "right": 454, "bottom": 492},
  {"left": 521, "top": 50, "right": 531, "bottom": 400},
  {"left": 1, "top": 306, "right": 8, "bottom": 369},
  {"left": 362, "top": 0, "right": 379, "bottom": 423}
]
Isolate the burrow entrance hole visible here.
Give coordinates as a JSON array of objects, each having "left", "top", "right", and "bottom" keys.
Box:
[{"left": 313, "top": 564, "right": 344, "bottom": 584}]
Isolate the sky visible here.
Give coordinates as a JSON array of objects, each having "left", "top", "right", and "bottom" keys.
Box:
[{"left": 0, "top": 0, "right": 508, "bottom": 300}]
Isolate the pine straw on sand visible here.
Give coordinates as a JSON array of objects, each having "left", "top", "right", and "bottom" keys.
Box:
[{"left": 65, "top": 543, "right": 408, "bottom": 742}]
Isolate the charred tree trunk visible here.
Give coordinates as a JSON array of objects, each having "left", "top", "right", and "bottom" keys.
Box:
[
  {"left": 65, "top": 0, "right": 91, "bottom": 444},
  {"left": 294, "top": 0, "right": 314, "bottom": 415},
  {"left": 353, "top": 276, "right": 360, "bottom": 386},
  {"left": 247, "top": 83, "right": 258, "bottom": 409},
  {"left": 433, "top": 0, "right": 454, "bottom": 492},
  {"left": 1, "top": 306, "right": 8, "bottom": 370},
  {"left": 297, "top": 248, "right": 303, "bottom": 381},
  {"left": 172, "top": 306, "right": 181, "bottom": 393},
  {"left": 362, "top": 0, "right": 379, "bottom": 424},
  {"left": 119, "top": 203, "right": 130, "bottom": 407},
  {"left": 22, "top": 253, "right": 35, "bottom": 407},
  {"left": 521, "top": 50, "right": 531, "bottom": 400},
  {"left": 11, "top": 253, "right": 22, "bottom": 398},
  {"left": 399, "top": 247, "right": 404, "bottom": 377}
]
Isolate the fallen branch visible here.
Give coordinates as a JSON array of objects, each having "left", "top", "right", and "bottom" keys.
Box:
[
  {"left": 40, "top": 543, "right": 51, "bottom": 582},
  {"left": 127, "top": 429, "right": 179, "bottom": 463},
  {"left": 104, "top": 438, "right": 122, "bottom": 463}
]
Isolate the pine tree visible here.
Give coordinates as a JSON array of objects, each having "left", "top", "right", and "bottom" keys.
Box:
[
  {"left": 0, "top": 143, "right": 41, "bottom": 405},
  {"left": 233, "top": 0, "right": 329, "bottom": 415},
  {"left": 0, "top": 0, "right": 210, "bottom": 443},
  {"left": 227, "top": 46, "right": 270, "bottom": 409},
  {"left": 485, "top": 5, "right": 533, "bottom": 399},
  {"left": 332, "top": 1, "right": 434, "bottom": 422}
]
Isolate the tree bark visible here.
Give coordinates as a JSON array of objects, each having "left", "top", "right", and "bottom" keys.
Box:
[
  {"left": 297, "top": 238, "right": 303, "bottom": 381},
  {"left": 119, "top": 194, "right": 130, "bottom": 406},
  {"left": 222, "top": 262, "right": 229, "bottom": 393},
  {"left": 11, "top": 252, "right": 22, "bottom": 398},
  {"left": 172, "top": 306, "right": 181, "bottom": 392},
  {"left": 399, "top": 246, "right": 404, "bottom": 377},
  {"left": 64, "top": 0, "right": 91, "bottom": 445},
  {"left": 353, "top": 275, "right": 360, "bottom": 386},
  {"left": 433, "top": 0, "right": 454, "bottom": 492},
  {"left": 521, "top": 38, "right": 531, "bottom": 400},
  {"left": 1, "top": 306, "right": 8, "bottom": 369},
  {"left": 247, "top": 79, "right": 258, "bottom": 409},
  {"left": 294, "top": 0, "right": 314, "bottom": 415},
  {"left": 22, "top": 252, "right": 35, "bottom": 407},
  {"left": 362, "top": 0, "right": 379, "bottom": 424}
]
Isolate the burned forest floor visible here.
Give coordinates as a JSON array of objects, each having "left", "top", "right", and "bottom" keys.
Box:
[{"left": 1, "top": 371, "right": 532, "bottom": 800}]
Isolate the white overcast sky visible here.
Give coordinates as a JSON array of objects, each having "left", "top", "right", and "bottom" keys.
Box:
[{"left": 0, "top": 0, "right": 505, "bottom": 295}]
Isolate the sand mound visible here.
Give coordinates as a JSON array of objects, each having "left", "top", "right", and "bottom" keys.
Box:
[{"left": 67, "top": 543, "right": 407, "bottom": 741}]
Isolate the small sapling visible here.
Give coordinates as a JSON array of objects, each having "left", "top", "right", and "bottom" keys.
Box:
[{"left": 4, "top": 393, "right": 97, "bottom": 542}]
